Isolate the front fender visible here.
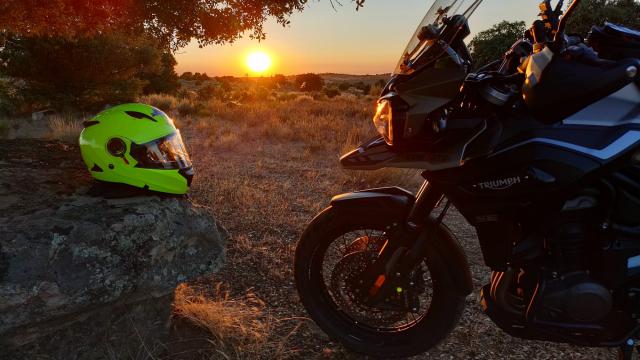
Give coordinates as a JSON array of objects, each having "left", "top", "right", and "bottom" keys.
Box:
[{"left": 330, "top": 187, "right": 415, "bottom": 212}]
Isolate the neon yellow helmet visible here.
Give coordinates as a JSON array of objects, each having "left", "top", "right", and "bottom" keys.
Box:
[{"left": 79, "top": 103, "right": 193, "bottom": 195}]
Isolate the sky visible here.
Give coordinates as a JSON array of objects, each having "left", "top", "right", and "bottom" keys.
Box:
[{"left": 174, "top": 0, "right": 542, "bottom": 77}]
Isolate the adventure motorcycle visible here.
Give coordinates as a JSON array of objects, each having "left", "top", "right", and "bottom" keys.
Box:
[{"left": 294, "top": 0, "right": 640, "bottom": 358}]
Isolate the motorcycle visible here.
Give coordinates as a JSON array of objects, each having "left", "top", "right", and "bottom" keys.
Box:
[{"left": 294, "top": 0, "right": 640, "bottom": 358}]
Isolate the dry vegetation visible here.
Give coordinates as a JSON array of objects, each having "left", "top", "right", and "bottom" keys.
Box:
[
  {"left": 5, "top": 78, "right": 615, "bottom": 359},
  {"left": 47, "top": 115, "right": 84, "bottom": 142},
  {"left": 157, "top": 85, "right": 614, "bottom": 359}
]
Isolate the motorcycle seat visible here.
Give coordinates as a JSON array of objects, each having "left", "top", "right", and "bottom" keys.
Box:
[{"left": 603, "top": 23, "right": 640, "bottom": 43}]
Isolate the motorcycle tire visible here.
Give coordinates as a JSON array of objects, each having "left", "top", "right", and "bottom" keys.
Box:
[{"left": 294, "top": 205, "right": 467, "bottom": 358}]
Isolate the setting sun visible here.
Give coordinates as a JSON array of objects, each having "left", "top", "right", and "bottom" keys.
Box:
[{"left": 246, "top": 51, "right": 272, "bottom": 74}]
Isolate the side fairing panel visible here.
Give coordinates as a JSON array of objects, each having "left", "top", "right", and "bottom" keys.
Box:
[{"left": 562, "top": 83, "right": 640, "bottom": 127}]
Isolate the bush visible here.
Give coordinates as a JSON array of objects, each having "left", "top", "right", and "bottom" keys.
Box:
[
  {"left": 323, "top": 87, "right": 341, "bottom": 99},
  {"left": 138, "top": 93, "right": 178, "bottom": 110},
  {"left": 338, "top": 82, "right": 350, "bottom": 91},
  {"left": 252, "top": 86, "right": 271, "bottom": 101},
  {"left": 176, "top": 99, "right": 200, "bottom": 116},
  {"left": 295, "top": 73, "right": 324, "bottom": 92},
  {"left": 273, "top": 74, "right": 290, "bottom": 89},
  {"left": 369, "top": 83, "right": 384, "bottom": 96},
  {"left": 197, "top": 85, "right": 214, "bottom": 100},
  {"left": 276, "top": 92, "right": 297, "bottom": 102}
]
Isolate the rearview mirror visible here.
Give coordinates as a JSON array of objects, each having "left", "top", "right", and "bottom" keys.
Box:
[{"left": 417, "top": 25, "right": 440, "bottom": 41}]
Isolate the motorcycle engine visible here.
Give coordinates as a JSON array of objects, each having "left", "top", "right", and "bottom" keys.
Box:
[
  {"left": 531, "top": 271, "right": 612, "bottom": 323},
  {"left": 522, "top": 192, "right": 613, "bottom": 323}
]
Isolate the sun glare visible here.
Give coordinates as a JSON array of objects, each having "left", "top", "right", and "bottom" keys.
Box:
[{"left": 246, "top": 51, "right": 272, "bottom": 74}]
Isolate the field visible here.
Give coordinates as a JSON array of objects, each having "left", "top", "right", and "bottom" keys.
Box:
[
  {"left": 151, "top": 85, "right": 614, "bottom": 359},
  {"left": 3, "top": 79, "right": 616, "bottom": 359}
]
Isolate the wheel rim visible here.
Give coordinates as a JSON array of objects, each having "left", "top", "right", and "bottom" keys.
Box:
[{"left": 318, "top": 227, "right": 435, "bottom": 332}]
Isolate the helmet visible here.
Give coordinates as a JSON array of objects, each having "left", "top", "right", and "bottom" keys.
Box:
[{"left": 79, "top": 103, "right": 194, "bottom": 195}]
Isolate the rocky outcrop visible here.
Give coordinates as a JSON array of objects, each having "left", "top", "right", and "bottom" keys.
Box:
[{"left": 0, "top": 140, "right": 226, "bottom": 359}]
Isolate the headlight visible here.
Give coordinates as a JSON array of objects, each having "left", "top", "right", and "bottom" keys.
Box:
[{"left": 373, "top": 100, "right": 393, "bottom": 145}]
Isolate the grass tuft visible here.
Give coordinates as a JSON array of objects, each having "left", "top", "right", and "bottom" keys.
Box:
[
  {"left": 174, "top": 283, "right": 303, "bottom": 359},
  {"left": 139, "top": 93, "right": 179, "bottom": 111},
  {"left": 47, "top": 115, "right": 83, "bottom": 143}
]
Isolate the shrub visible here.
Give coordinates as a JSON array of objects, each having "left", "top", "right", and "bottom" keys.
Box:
[
  {"left": 180, "top": 72, "right": 194, "bottom": 81},
  {"left": 273, "top": 74, "right": 290, "bottom": 89},
  {"left": 138, "top": 93, "right": 178, "bottom": 110},
  {"left": 295, "top": 73, "right": 324, "bottom": 92},
  {"left": 197, "top": 85, "right": 213, "bottom": 100},
  {"left": 369, "top": 82, "right": 384, "bottom": 96},
  {"left": 323, "top": 86, "right": 341, "bottom": 99},
  {"left": 276, "top": 92, "right": 297, "bottom": 102},
  {"left": 252, "top": 86, "right": 271, "bottom": 101},
  {"left": 176, "top": 99, "right": 199, "bottom": 116}
]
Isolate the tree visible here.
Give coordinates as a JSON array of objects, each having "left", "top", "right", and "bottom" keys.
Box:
[
  {"left": 180, "top": 72, "right": 195, "bottom": 81},
  {"left": 142, "top": 52, "right": 180, "bottom": 95},
  {"left": 468, "top": 21, "right": 527, "bottom": 69},
  {"left": 567, "top": 0, "right": 640, "bottom": 36},
  {"left": 0, "top": 1, "right": 368, "bottom": 49},
  {"left": 295, "top": 73, "right": 324, "bottom": 92},
  {"left": 0, "top": 0, "right": 367, "bottom": 112},
  {"left": 0, "top": 33, "right": 175, "bottom": 112}
]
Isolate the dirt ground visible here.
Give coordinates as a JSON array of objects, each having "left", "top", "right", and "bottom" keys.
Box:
[{"left": 174, "top": 118, "right": 617, "bottom": 360}]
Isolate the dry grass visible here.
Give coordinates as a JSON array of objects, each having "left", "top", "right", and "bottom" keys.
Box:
[
  {"left": 47, "top": 115, "right": 83, "bottom": 142},
  {"left": 174, "top": 283, "right": 304, "bottom": 360},
  {"left": 139, "top": 93, "right": 179, "bottom": 110},
  {"left": 168, "top": 88, "right": 611, "bottom": 359},
  {"left": 169, "top": 92, "right": 426, "bottom": 359}
]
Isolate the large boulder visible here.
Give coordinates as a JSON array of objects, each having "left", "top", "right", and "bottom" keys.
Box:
[{"left": 0, "top": 140, "right": 226, "bottom": 359}]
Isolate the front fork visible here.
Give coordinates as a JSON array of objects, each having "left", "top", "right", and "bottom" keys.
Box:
[{"left": 360, "top": 181, "right": 446, "bottom": 303}]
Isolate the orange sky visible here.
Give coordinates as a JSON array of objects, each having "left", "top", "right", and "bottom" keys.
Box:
[{"left": 174, "top": 0, "right": 538, "bottom": 77}]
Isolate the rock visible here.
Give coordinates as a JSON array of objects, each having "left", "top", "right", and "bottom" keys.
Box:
[{"left": 0, "top": 139, "right": 227, "bottom": 359}]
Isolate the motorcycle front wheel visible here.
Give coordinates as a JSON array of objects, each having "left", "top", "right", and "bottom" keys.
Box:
[{"left": 294, "top": 205, "right": 467, "bottom": 358}]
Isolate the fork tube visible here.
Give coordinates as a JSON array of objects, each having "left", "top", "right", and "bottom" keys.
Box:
[{"left": 406, "top": 181, "right": 444, "bottom": 231}]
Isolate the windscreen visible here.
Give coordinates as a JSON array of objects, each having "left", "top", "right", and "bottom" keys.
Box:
[{"left": 394, "top": 0, "right": 483, "bottom": 74}]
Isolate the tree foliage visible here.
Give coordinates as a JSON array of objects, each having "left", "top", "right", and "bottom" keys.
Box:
[
  {"left": 0, "top": 1, "right": 365, "bottom": 50},
  {"left": 468, "top": 21, "right": 527, "bottom": 69},
  {"left": 0, "top": 33, "right": 178, "bottom": 112},
  {"left": 567, "top": 0, "right": 640, "bottom": 35},
  {"left": 467, "top": 1, "right": 640, "bottom": 70}
]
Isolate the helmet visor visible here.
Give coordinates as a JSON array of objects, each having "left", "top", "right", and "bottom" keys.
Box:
[{"left": 131, "top": 130, "right": 192, "bottom": 170}]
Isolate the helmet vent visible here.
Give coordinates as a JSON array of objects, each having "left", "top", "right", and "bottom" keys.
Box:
[
  {"left": 125, "top": 111, "right": 158, "bottom": 122},
  {"left": 83, "top": 120, "right": 100, "bottom": 128},
  {"left": 91, "top": 164, "right": 103, "bottom": 172}
]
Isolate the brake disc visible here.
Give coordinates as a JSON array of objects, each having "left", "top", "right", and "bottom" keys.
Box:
[{"left": 329, "top": 243, "right": 409, "bottom": 327}]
